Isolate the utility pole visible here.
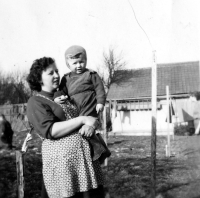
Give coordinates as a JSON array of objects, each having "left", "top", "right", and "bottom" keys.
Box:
[{"left": 151, "top": 50, "right": 157, "bottom": 198}]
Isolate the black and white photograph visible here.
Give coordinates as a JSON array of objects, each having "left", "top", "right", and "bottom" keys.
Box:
[{"left": 1, "top": 0, "right": 200, "bottom": 197}]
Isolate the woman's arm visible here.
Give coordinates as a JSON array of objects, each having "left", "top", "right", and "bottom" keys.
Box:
[
  {"left": 51, "top": 116, "right": 98, "bottom": 139},
  {"left": 27, "top": 96, "right": 98, "bottom": 140}
]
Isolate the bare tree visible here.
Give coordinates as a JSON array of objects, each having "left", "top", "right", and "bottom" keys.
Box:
[
  {"left": 97, "top": 47, "right": 126, "bottom": 92},
  {"left": 0, "top": 69, "right": 31, "bottom": 105}
]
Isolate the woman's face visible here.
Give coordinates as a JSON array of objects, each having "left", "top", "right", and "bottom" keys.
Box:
[{"left": 41, "top": 63, "right": 60, "bottom": 92}]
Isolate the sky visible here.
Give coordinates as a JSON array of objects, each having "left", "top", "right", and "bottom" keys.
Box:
[{"left": 0, "top": 0, "right": 200, "bottom": 77}]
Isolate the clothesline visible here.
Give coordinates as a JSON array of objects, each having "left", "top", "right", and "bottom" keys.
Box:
[{"left": 109, "top": 98, "right": 200, "bottom": 123}]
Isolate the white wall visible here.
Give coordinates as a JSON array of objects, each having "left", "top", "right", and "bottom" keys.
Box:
[{"left": 111, "top": 100, "right": 174, "bottom": 136}]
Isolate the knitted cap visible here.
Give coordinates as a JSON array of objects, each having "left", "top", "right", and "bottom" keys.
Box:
[{"left": 65, "top": 45, "right": 87, "bottom": 59}]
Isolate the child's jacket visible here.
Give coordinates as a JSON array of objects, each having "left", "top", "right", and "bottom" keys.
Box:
[{"left": 57, "top": 69, "right": 106, "bottom": 117}]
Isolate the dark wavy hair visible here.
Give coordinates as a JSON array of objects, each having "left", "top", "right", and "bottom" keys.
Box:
[{"left": 26, "top": 57, "right": 55, "bottom": 91}]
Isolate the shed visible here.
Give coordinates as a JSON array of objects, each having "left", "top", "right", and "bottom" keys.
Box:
[{"left": 107, "top": 61, "right": 200, "bottom": 135}]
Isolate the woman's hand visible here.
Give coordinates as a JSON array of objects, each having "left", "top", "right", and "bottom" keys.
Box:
[
  {"left": 79, "top": 125, "right": 95, "bottom": 138},
  {"left": 83, "top": 116, "right": 99, "bottom": 129}
]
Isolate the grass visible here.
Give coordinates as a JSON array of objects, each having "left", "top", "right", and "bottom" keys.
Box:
[{"left": 0, "top": 132, "right": 197, "bottom": 198}]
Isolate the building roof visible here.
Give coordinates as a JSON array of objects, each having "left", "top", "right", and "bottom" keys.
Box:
[{"left": 107, "top": 61, "right": 200, "bottom": 100}]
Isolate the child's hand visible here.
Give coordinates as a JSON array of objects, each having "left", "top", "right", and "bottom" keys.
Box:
[
  {"left": 96, "top": 104, "right": 104, "bottom": 114},
  {"left": 54, "top": 95, "right": 68, "bottom": 104},
  {"left": 79, "top": 125, "right": 95, "bottom": 138}
]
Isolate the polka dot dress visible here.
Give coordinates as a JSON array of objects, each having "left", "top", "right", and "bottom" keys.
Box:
[{"left": 42, "top": 100, "right": 104, "bottom": 198}]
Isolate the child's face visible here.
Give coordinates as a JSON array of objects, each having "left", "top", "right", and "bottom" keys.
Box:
[{"left": 66, "top": 54, "right": 87, "bottom": 74}]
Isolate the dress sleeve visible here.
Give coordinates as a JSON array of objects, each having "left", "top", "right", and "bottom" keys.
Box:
[
  {"left": 27, "top": 97, "right": 58, "bottom": 139},
  {"left": 91, "top": 72, "right": 106, "bottom": 105}
]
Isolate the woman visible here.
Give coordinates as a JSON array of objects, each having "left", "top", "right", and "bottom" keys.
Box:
[
  {"left": 26, "top": 57, "right": 105, "bottom": 198},
  {"left": 0, "top": 114, "right": 14, "bottom": 150}
]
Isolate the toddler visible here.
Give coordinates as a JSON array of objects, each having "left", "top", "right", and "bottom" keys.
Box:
[{"left": 54, "top": 45, "right": 110, "bottom": 162}]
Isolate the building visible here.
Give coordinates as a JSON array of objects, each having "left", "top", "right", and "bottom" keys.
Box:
[{"left": 106, "top": 61, "right": 200, "bottom": 135}]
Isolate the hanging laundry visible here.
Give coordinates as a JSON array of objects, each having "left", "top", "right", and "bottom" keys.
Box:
[
  {"left": 165, "top": 100, "right": 175, "bottom": 123},
  {"left": 113, "top": 100, "right": 117, "bottom": 118},
  {"left": 175, "top": 99, "right": 194, "bottom": 122},
  {"left": 193, "top": 101, "right": 200, "bottom": 119}
]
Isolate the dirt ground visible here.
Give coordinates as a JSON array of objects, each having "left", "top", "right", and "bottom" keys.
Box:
[
  {"left": 103, "top": 135, "right": 200, "bottom": 198},
  {"left": 1, "top": 132, "right": 200, "bottom": 198},
  {"left": 165, "top": 135, "right": 200, "bottom": 198}
]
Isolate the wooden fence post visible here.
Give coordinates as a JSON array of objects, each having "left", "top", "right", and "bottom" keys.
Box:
[
  {"left": 151, "top": 50, "right": 157, "bottom": 198},
  {"left": 166, "top": 86, "right": 171, "bottom": 157},
  {"left": 16, "top": 151, "right": 25, "bottom": 198},
  {"left": 103, "top": 107, "right": 108, "bottom": 166}
]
